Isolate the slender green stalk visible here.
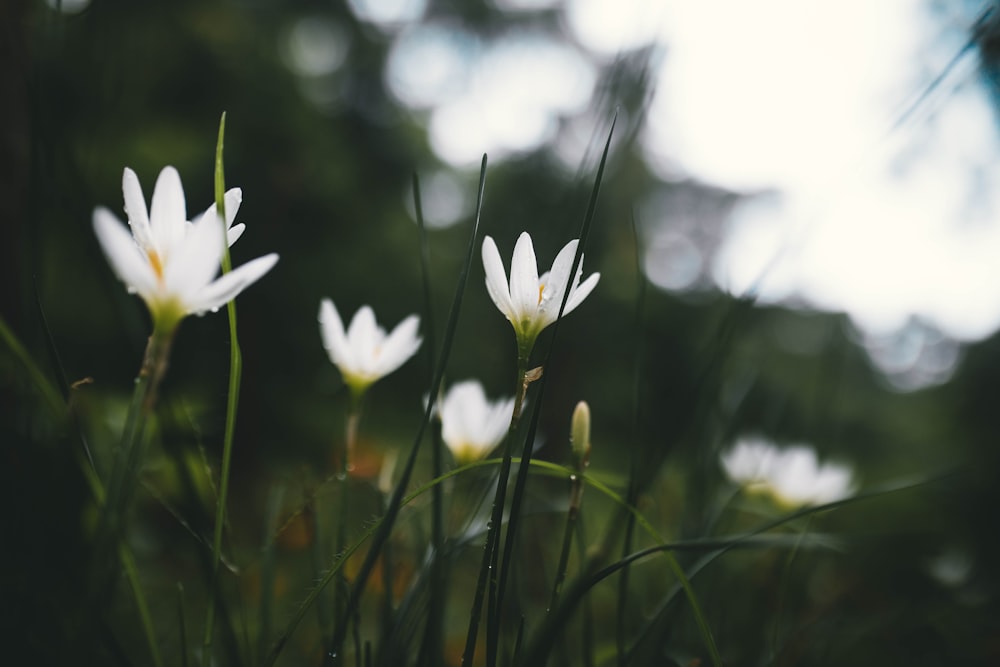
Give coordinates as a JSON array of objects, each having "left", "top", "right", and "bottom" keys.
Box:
[
  {"left": 618, "top": 209, "right": 648, "bottom": 667},
  {"left": 94, "top": 324, "right": 173, "bottom": 605},
  {"left": 177, "top": 583, "right": 189, "bottom": 667},
  {"left": 770, "top": 515, "right": 813, "bottom": 659},
  {"left": 205, "top": 111, "right": 244, "bottom": 656},
  {"left": 549, "top": 474, "right": 583, "bottom": 610},
  {"left": 463, "top": 357, "right": 532, "bottom": 667},
  {"left": 330, "top": 395, "right": 363, "bottom": 658},
  {"left": 76, "top": 418, "right": 163, "bottom": 667},
  {"left": 254, "top": 486, "right": 285, "bottom": 664},
  {"left": 576, "top": 515, "right": 595, "bottom": 667},
  {"left": 0, "top": 314, "right": 64, "bottom": 417},
  {"left": 413, "top": 172, "right": 445, "bottom": 667},
  {"left": 119, "top": 545, "right": 162, "bottom": 667}
]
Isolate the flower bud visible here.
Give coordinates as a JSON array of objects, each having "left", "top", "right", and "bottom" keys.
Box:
[{"left": 570, "top": 400, "right": 591, "bottom": 471}]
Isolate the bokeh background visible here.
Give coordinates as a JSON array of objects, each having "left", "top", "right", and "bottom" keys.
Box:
[{"left": 4, "top": 0, "right": 1000, "bottom": 664}]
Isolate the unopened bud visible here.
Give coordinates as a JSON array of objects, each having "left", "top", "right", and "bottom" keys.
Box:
[{"left": 570, "top": 400, "right": 591, "bottom": 471}]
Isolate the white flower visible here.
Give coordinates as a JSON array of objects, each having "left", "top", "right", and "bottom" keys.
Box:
[
  {"left": 482, "top": 231, "right": 600, "bottom": 353},
  {"left": 438, "top": 380, "right": 515, "bottom": 464},
  {"left": 318, "top": 299, "right": 422, "bottom": 393},
  {"left": 721, "top": 437, "right": 855, "bottom": 508},
  {"left": 93, "top": 166, "right": 278, "bottom": 331}
]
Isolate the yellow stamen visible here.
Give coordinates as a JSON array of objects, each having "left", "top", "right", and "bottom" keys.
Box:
[
  {"left": 538, "top": 283, "right": 545, "bottom": 305},
  {"left": 148, "top": 250, "right": 165, "bottom": 282}
]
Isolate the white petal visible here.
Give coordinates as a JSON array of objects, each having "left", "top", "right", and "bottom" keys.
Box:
[
  {"left": 563, "top": 271, "right": 600, "bottom": 316},
  {"left": 319, "top": 299, "right": 352, "bottom": 368},
  {"left": 122, "top": 168, "right": 153, "bottom": 250},
  {"left": 186, "top": 253, "right": 278, "bottom": 315},
  {"left": 375, "top": 314, "right": 421, "bottom": 377},
  {"left": 482, "top": 236, "right": 515, "bottom": 320},
  {"left": 223, "top": 188, "right": 243, "bottom": 228},
  {"left": 227, "top": 223, "right": 246, "bottom": 247},
  {"left": 149, "top": 166, "right": 188, "bottom": 255},
  {"left": 509, "top": 232, "right": 540, "bottom": 320},
  {"left": 483, "top": 396, "right": 515, "bottom": 447},
  {"left": 164, "top": 210, "right": 225, "bottom": 302},
  {"left": 93, "top": 207, "right": 159, "bottom": 300},
  {"left": 347, "top": 306, "right": 381, "bottom": 366},
  {"left": 196, "top": 188, "right": 244, "bottom": 246},
  {"left": 440, "top": 381, "right": 485, "bottom": 451},
  {"left": 546, "top": 240, "right": 579, "bottom": 296}
]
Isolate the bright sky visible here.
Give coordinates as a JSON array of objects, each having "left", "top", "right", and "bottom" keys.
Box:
[{"left": 280, "top": 0, "right": 1000, "bottom": 388}]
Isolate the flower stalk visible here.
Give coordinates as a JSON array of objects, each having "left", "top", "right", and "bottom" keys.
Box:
[
  {"left": 204, "top": 112, "right": 244, "bottom": 655},
  {"left": 463, "top": 353, "right": 540, "bottom": 667},
  {"left": 550, "top": 401, "right": 591, "bottom": 611}
]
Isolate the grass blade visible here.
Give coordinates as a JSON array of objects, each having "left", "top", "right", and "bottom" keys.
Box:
[
  {"left": 412, "top": 171, "right": 446, "bottom": 667},
  {"left": 617, "top": 209, "right": 648, "bottom": 666},
  {"left": 204, "top": 111, "right": 244, "bottom": 658}
]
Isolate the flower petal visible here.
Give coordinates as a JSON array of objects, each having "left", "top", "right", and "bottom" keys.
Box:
[
  {"left": 122, "top": 167, "right": 153, "bottom": 250},
  {"left": 346, "top": 306, "right": 381, "bottom": 362},
  {"left": 482, "top": 236, "right": 515, "bottom": 320},
  {"left": 149, "top": 166, "right": 188, "bottom": 256},
  {"left": 375, "top": 314, "right": 421, "bottom": 377},
  {"left": 537, "top": 239, "right": 578, "bottom": 322},
  {"left": 196, "top": 188, "right": 244, "bottom": 246},
  {"left": 319, "top": 299, "right": 352, "bottom": 367},
  {"left": 164, "top": 210, "right": 225, "bottom": 303},
  {"left": 185, "top": 253, "right": 278, "bottom": 315},
  {"left": 563, "top": 271, "right": 600, "bottom": 316},
  {"left": 93, "top": 207, "right": 159, "bottom": 300},
  {"left": 508, "top": 232, "right": 540, "bottom": 320},
  {"left": 227, "top": 223, "right": 246, "bottom": 247}
]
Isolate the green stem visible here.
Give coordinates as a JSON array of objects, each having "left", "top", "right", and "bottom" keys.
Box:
[
  {"left": 95, "top": 327, "right": 173, "bottom": 597},
  {"left": 205, "top": 111, "right": 243, "bottom": 657},
  {"left": 463, "top": 354, "right": 531, "bottom": 667},
  {"left": 331, "top": 393, "right": 363, "bottom": 658},
  {"left": 78, "top": 428, "right": 163, "bottom": 667},
  {"left": 549, "top": 477, "right": 582, "bottom": 611}
]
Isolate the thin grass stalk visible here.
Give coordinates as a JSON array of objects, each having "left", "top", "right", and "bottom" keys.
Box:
[
  {"left": 69, "top": 403, "right": 162, "bottom": 667},
  {"left": 93, "top": 324, "right": 171, "bottom": 610},
  {"left": 548, "top": 475, "right": 583, "bottom": 611},
  {"left": 617, "top": 210, "right": 648, "bottom": 667},
  {"left": 258, "top": 486, "right": 284, "bottom": 666},
  {"left": 770, "top": 515, "right": 813, "bottom": 658},
  {"left": 77, "top": 432, "right": 164, "bottom": 667},
  {"left": 466, "top": 358, "right": 530, "bottom": 667},
  {"left": 176, "top": 584, "right": 190, "bottom": 667},
  {"left": 205, "top": 112, "right": 244, "bottom": 657},
  {"left": 328, "top": 397, "right": 362, "bottom": 659},
  {"left": 319, "top": 155, "right": 490, "bottom": 667},
  {"left": 119, "top": 543, "right": 163, "bottom": 667},
  {"left": 0, "top": 313, "right": 64, "bottom": 417},
  {"left": 575, "top": 514, "right": 595, "bottom": 667},
  {"left": 413, "top": 172, "right": 445, "bottom": 667},
  {"left": 490, "top": 113, "right": 617, "bottom": 653},
  {"left": 311, "top": 496, "right": 334, "bottom": 642}
]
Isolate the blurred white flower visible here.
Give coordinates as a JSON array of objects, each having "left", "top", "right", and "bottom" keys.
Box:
[
  {"left": 721, "top": 437, "right": 855, "bottom": 508},
  {"left": 438, "top": 380, "right": 515, "bottom": 464},
  {"left": 482, "top": 231, "right": 599, "bottom": 354},
  {"left": 93, "top": 166, "right": 278, "bottom": 332},
  {"left": 319, "top": 299, "right": 421, "bottom": 394}
]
